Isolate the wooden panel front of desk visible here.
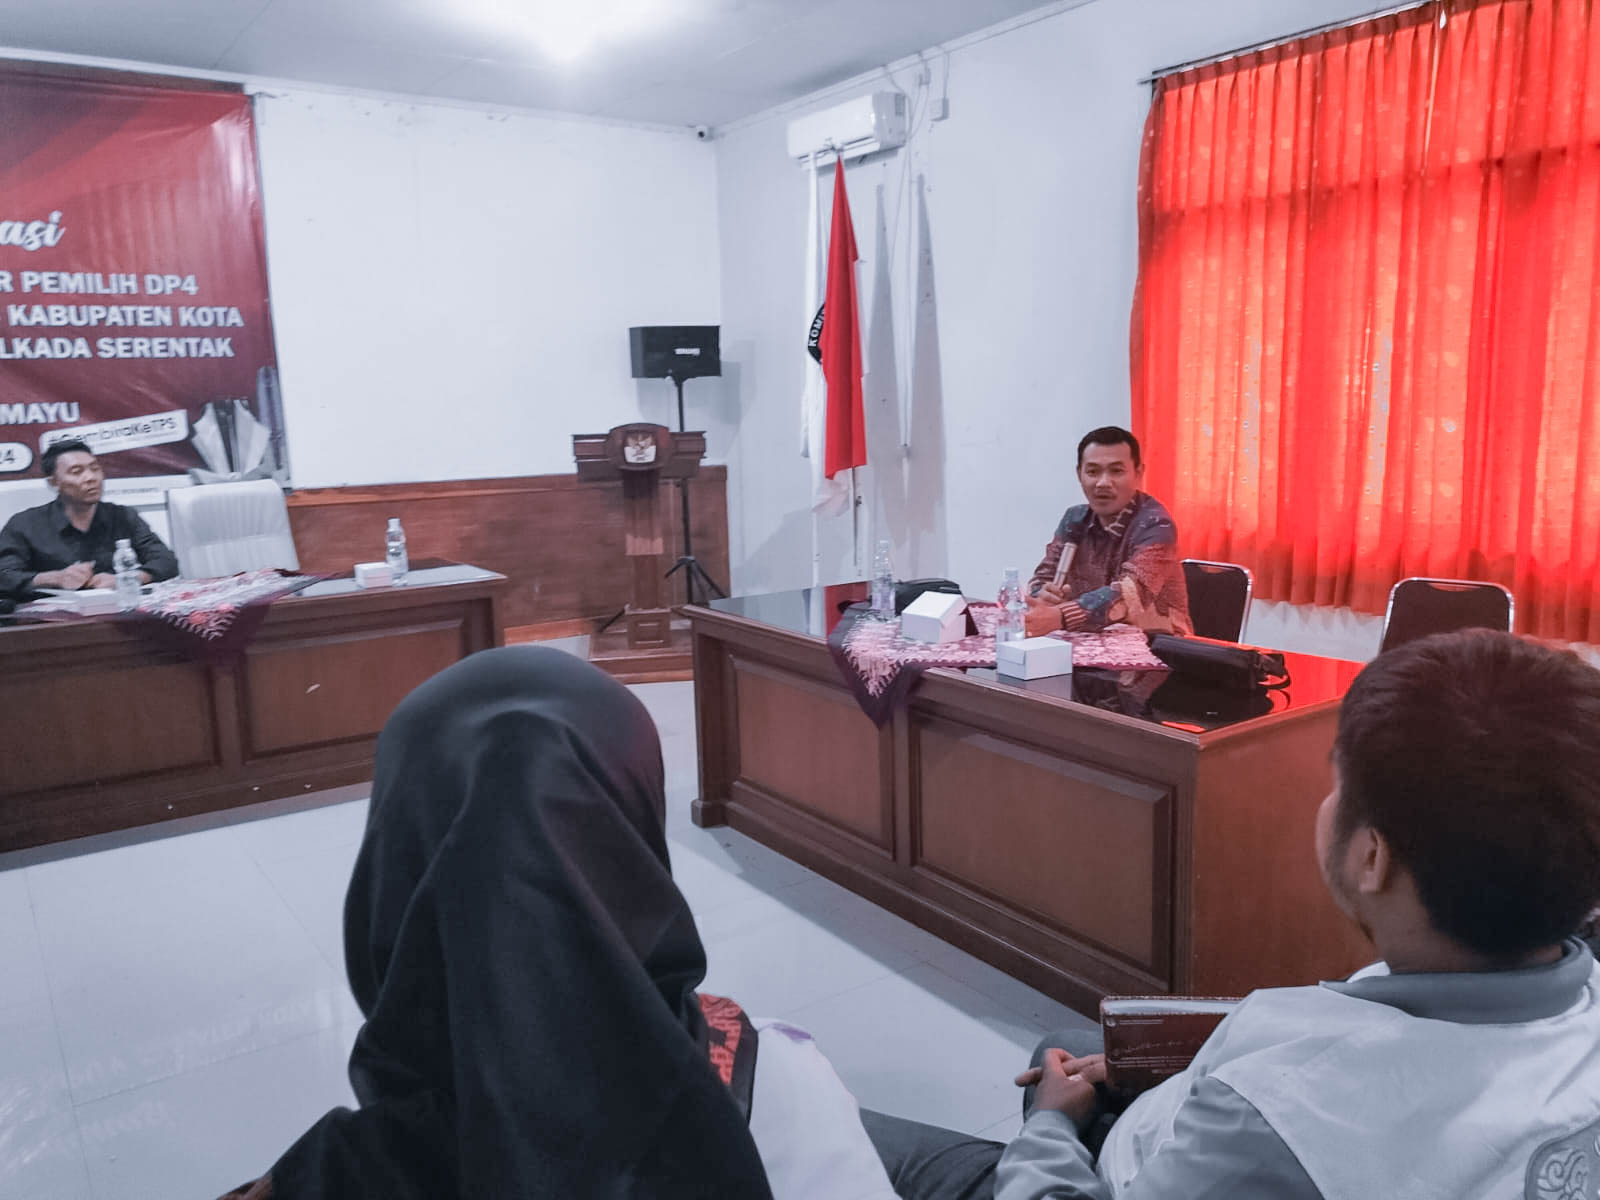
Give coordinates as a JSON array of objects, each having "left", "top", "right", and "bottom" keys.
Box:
[
  {"left": 688, "top": 606, "right": 1371, "bottom": 1015},
  {"left": 0, "top": 575, "right": 504, "bottom": 851}
]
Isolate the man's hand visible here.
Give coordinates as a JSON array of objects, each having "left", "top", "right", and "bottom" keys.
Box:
[
  {"left": 36, "top": 561, "right": 94, "bottom": 590},
  {"left": 1015, "top": 1049, "right": 1106, "bottom": 1131},
  {"left": 1025, "top": 599, "right": 1063, "bottom": 636},
  {"left": 1035, "top": 582, "right": 1068, "bottom": 605},
  {"left": 87, "top": 573, "right": 117, "bottom": 589}
]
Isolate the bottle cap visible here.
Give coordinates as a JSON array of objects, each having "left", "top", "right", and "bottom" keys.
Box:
[
  {"left": 387, "top": 518, "right": 402, "bottom": 531},
  {"left": 116, "top": 538, "right": 131, "bottom": 549}
]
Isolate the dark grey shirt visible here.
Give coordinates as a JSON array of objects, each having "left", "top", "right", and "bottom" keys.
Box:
[
  {"left": 0, "top": 498, "right": 178, "bottom": 598},
  {"left": 996, "top": 940, "right": 1597, "bottom": 1199}
]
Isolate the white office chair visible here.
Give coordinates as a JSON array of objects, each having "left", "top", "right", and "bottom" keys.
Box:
[{"left": 165, "top": 479, "right": 300, "bottom": 578}]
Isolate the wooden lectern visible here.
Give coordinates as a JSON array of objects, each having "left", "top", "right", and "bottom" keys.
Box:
[{"left": 573, "top": 424, "right": 707, "bottom": 649}]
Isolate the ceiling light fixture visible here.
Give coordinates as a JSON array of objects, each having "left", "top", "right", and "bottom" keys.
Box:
[{"left": 474, "top": 0, "right": 682, "bottom": 63}]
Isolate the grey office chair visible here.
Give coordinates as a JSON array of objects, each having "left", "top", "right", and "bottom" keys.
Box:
[
  {"left": 1378, "top": 577, "right": 1513, "bottom": 654},
  {"left": 1180, "top": 559, "right": 1253, "bottom": 643}
]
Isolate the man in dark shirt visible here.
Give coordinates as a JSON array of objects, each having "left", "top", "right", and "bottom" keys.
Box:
[{"left": 0, "top": 439, "right": 178, "bottom": 599}]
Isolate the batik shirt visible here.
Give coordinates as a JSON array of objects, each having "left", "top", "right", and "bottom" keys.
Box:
[{"left": 1027, "top": 492, "right": 1191, "bottom": 634}]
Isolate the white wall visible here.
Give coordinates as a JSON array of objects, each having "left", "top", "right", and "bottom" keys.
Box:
[
  {"left": 255, "top": 89, "right": 723, "bottom": 488},
  {"left": 713, "top": 0, "right": 1384, "bottom": 656},
  {"left": 0, "top": 53, "right": 724, "bottom": 496}
]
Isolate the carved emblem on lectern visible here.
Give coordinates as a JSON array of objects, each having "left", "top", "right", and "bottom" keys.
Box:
[
  {"left": 598, "top": 422, "right": 675, "bottom": 473},
  {"left": 623, "top": 430, "right": 658, "bottom": 465}
]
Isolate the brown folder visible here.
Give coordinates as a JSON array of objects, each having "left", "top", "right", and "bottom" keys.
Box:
[{"left": 1100, "top": 995, "right": 1242, "bottom": 1095}]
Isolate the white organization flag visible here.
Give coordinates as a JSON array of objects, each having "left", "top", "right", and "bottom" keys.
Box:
[{"left": 802, "top": 153, "right": 850, "bottom": 519}]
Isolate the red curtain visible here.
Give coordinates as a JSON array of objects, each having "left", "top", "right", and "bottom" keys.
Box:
[{"left": 1131, "top": 0, "right": 1600, "bottom": 643}]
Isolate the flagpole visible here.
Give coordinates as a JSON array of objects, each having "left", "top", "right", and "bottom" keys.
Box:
[
  {"left": 806, "top": 151, "right": 823, "bottom": 590},
  {"left": 811, "top": 152, "right": 867, "bottom": 585},
  {"left": 811, "top": 505, "right": 822, "bottom": 588},
  {"left": 850, "top": 467, "right": 862, "bottom": 579}
]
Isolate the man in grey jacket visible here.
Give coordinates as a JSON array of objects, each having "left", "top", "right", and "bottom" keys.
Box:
[{"left": 863, "top": 629, "right": 1600, "bottom": 1199}]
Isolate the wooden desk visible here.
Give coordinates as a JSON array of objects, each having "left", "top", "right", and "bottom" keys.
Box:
[
  {"left": 688, "top": 588, "right": 1373, "bottom": 1015},
  {"left": 0, "top": 565, "right": 504, "bottom": 851}
]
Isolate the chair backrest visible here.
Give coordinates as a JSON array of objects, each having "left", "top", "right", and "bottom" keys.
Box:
[
  {"left": 1379, "top": 577, "right": 1513, "bottom": 653},
  {"left": 1181, "top": 559, "right": 1253, "bottom": 642},
  {"left": 165, "top": 479, "right": 299, "bottom": 578}
]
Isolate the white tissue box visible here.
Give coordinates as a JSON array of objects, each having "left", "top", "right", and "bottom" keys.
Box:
[
  {"left": 900, "top": 591, "right": 968, "bottom": 644},
  {"left": 995, "top": 636, "right": 1074, "bottom": 679},
  {"left": 353, "top": 561, "right": 394, "bottom": 588}
]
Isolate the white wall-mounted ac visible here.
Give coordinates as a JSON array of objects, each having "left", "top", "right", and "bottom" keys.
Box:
[{"left": 786, "top": 91, "right": 908, "bottom": 166}]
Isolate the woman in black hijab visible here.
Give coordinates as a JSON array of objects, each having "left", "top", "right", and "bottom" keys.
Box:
[{"left": 224, "top": 646, "right": 775, "bottom": 1199}]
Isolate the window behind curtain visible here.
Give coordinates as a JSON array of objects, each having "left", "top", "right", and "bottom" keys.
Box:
[{"left": 1131, "top": 0, "right": 1600, "bottom": 643}]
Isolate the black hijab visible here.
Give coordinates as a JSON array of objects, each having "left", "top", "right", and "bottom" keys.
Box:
[{"left": 265, "top": 646, "right": 774, "bottom": 1199}]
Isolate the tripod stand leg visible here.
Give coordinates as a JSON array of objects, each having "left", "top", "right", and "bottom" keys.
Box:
[
  {"left": 665, "top": 555, "right": 725, "bottom": 606},
  {"left": 664, "top": 557, "right": 692, "bottom": 606},
  {"left": 685, "top": 557, "right": 725, "bottom": 600}
]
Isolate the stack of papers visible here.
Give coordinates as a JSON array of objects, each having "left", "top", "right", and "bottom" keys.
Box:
[{"left": 31, "top": 588, "right": 121, "bottom": 615}]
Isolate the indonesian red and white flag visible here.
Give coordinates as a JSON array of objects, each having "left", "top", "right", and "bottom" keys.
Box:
[
  {"left": 802, "top": 156, "right": 849, "bottom": 516},
  {"left": 820, "top": 160, "right": 867, "bottom": 480}
]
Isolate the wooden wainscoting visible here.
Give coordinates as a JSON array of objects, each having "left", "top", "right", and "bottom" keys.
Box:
[{"left": 285, "top": 467, "right": 729, "bottom": 637}]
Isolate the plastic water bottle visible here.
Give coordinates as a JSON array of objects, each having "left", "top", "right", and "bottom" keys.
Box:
[
  {"left": 113, "top": 538, "right": 141, "bottom": 611},
  {"left": 995, "top": 568, "right": 1026, "bottom": 643},
  {"left": 385, "top": 517, "right": 409, "bottom": 584},
  {"left": 870, "top": 539, "right": 895, "bottom": 620}
]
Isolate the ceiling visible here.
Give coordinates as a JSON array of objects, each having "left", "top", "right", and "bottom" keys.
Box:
[{"left": 0, "top": 0, "right": 1056, "bottom": 128}]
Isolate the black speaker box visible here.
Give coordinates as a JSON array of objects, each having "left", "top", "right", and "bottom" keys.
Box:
[{"left": 629, "top": 325, "right": 721, "bottom": 380}]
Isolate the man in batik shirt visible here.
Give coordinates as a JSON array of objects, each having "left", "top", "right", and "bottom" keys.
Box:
[{"left": 1024, "top": 426, "right": 1192, "bottom": 636}]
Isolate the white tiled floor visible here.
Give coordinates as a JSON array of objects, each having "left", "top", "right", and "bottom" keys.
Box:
[{"left": 0, "top": 680, "right": 1092, "bottom": 1199}]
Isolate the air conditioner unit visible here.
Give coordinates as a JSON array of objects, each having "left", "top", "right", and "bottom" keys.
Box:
[{"left": 786, "top": 91, "right": 908, "bottom": 166}]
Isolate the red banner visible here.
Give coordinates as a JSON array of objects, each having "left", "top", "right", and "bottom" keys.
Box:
[{"left": 0, "top": 68, "right": 284, "bottom": 483}]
